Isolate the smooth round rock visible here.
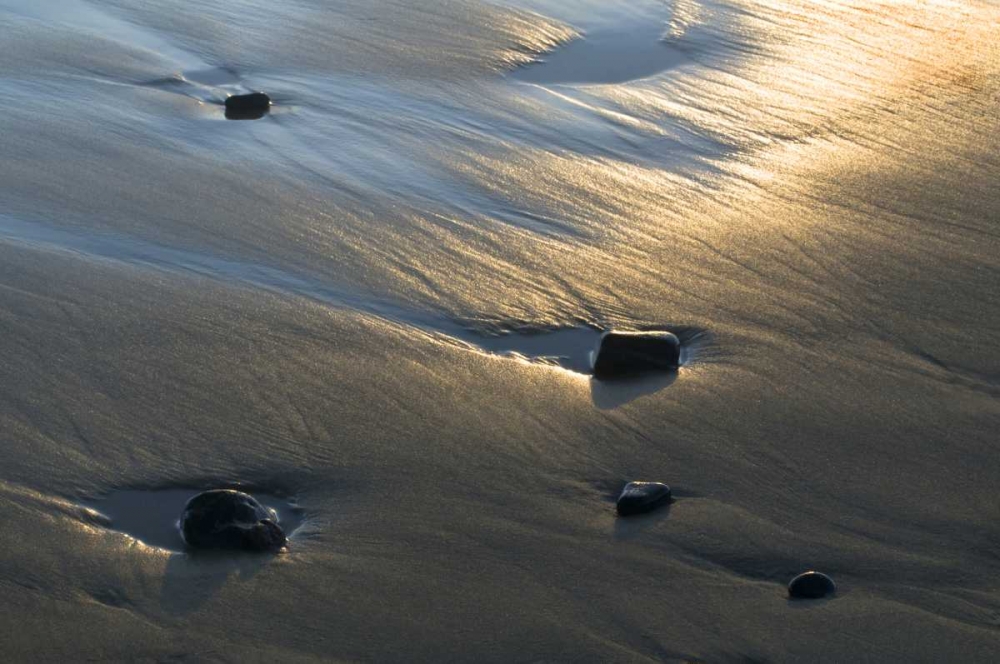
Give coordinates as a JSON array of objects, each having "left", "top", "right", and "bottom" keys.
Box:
[
  {"left": 788, "top": 571, "right": 836, "bottom": 599},
  {"left": 592, "top": 330, "right": 681, "bottom": 380},
  {"left": 180, "top": 490, "right": 286, "bottom": 552},
  {"left": 224, "top": 92, "right": 271, "bottom": 120},
  {"left": 616, "top": 481, "right": 672, "bottom": 516}
]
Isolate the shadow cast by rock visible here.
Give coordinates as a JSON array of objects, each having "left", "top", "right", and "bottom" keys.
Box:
[
  {"left": 159, "top": 548, "right": 278, "bottom": 615},
  {"left": 785, "top": 594, "right": 839, "bottom": 609},
  {"left": 613, "top": 502, "right": 673, "bottom": 541},
  {"left": 590, "top": 371, "right": 677, "bottom": 409}
]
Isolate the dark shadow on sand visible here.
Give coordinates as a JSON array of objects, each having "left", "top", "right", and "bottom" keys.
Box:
[
  {"left": 613, "top": 502, "right": 674, "bottom": 540},
  {"left": 590, "top": 371, "right": 677, "bottom": 409},
  {"left": 785, "top": 595, "right": 839, "bottom": 609},
  {"left": 159, "top": 549, "right": 279, "bottom": 615},
  {"left": 81, "top": 486, "right": 303, "bottom": 614}
]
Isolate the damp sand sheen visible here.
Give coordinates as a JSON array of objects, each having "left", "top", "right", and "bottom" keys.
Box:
[{"left": 0, "top": 0, "right": 998, "bottom": 661}]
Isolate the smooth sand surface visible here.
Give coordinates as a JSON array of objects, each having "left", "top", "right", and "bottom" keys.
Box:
[{"left": 0, "top": 0, "right": 998, "bottom": 661}]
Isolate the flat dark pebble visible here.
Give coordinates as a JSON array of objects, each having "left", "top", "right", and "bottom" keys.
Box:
[
  {"left": 181, "top": 489, "right": 287, "bottom": 552},
  {"left": 616, "top": 481, "right": 672, "bottom": 516},
  {"left": 224, "top": 92, "right": 271, "bottom": 120},
  {"left": 592, "top": 330, "right": 681, "bottom": 380},
  {"left": 788, "top": 571, "right": 836, "bottom": 599}
]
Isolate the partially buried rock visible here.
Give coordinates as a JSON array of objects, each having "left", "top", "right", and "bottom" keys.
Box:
[
  {"left": 224, "top": 92, "right": 271, "bottom": 120},
  {"left": 788, "top": 571, "right": 836, "bottom": 599},
  {"left": 592, "top": 330, "right": 680, "bottom": 380},
  {"left": 180, "top": 489, "right": 286, "bottom": 552},
  {"left": 616, "top": 481, "right": 672, "bottom": 516}
]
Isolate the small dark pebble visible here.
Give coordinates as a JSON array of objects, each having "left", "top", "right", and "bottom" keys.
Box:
[
  {"left": 224, "top": 92, "right": 271, "bottom": 120},
  {"left": 180, "top": 489, "right": 287, "bottom": 552},
  {"left": 616, "top": 481, "right": 672, "bottom": 516},
  {"left": 592, "top": 330, "right": 680, "bottom": 380},
  {"left": 788, "top": 571, "right": 836, "bottom": 599}
]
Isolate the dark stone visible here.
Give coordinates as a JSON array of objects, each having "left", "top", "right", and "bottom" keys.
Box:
[
  {"left": 592, "top": 330, "right": 680, "bottom": 379},
  {"left": 616, "top": 481, "right": 672, "bottom": 516},
  {"left": 180, "top": 490, "right": 287, "bottom": 552},
  {"left": 224, "top": 92, "right": 271, "bottom": 120},
  {"left": 788, "top": 571, "right": 836, "bottom": 599}
]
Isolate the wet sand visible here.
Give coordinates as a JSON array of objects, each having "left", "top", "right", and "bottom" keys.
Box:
[{"left": 0, "top": 0, "right": 998, "bottom": 661}]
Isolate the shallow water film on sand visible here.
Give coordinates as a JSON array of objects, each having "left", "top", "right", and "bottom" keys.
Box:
[{"left": 0, "top": 0, "right": 998, "bottom": 660}]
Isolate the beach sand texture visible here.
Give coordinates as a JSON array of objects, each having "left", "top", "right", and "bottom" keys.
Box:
[{"left": 0, "top": 0, "right": 998, "bottom": 661}]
